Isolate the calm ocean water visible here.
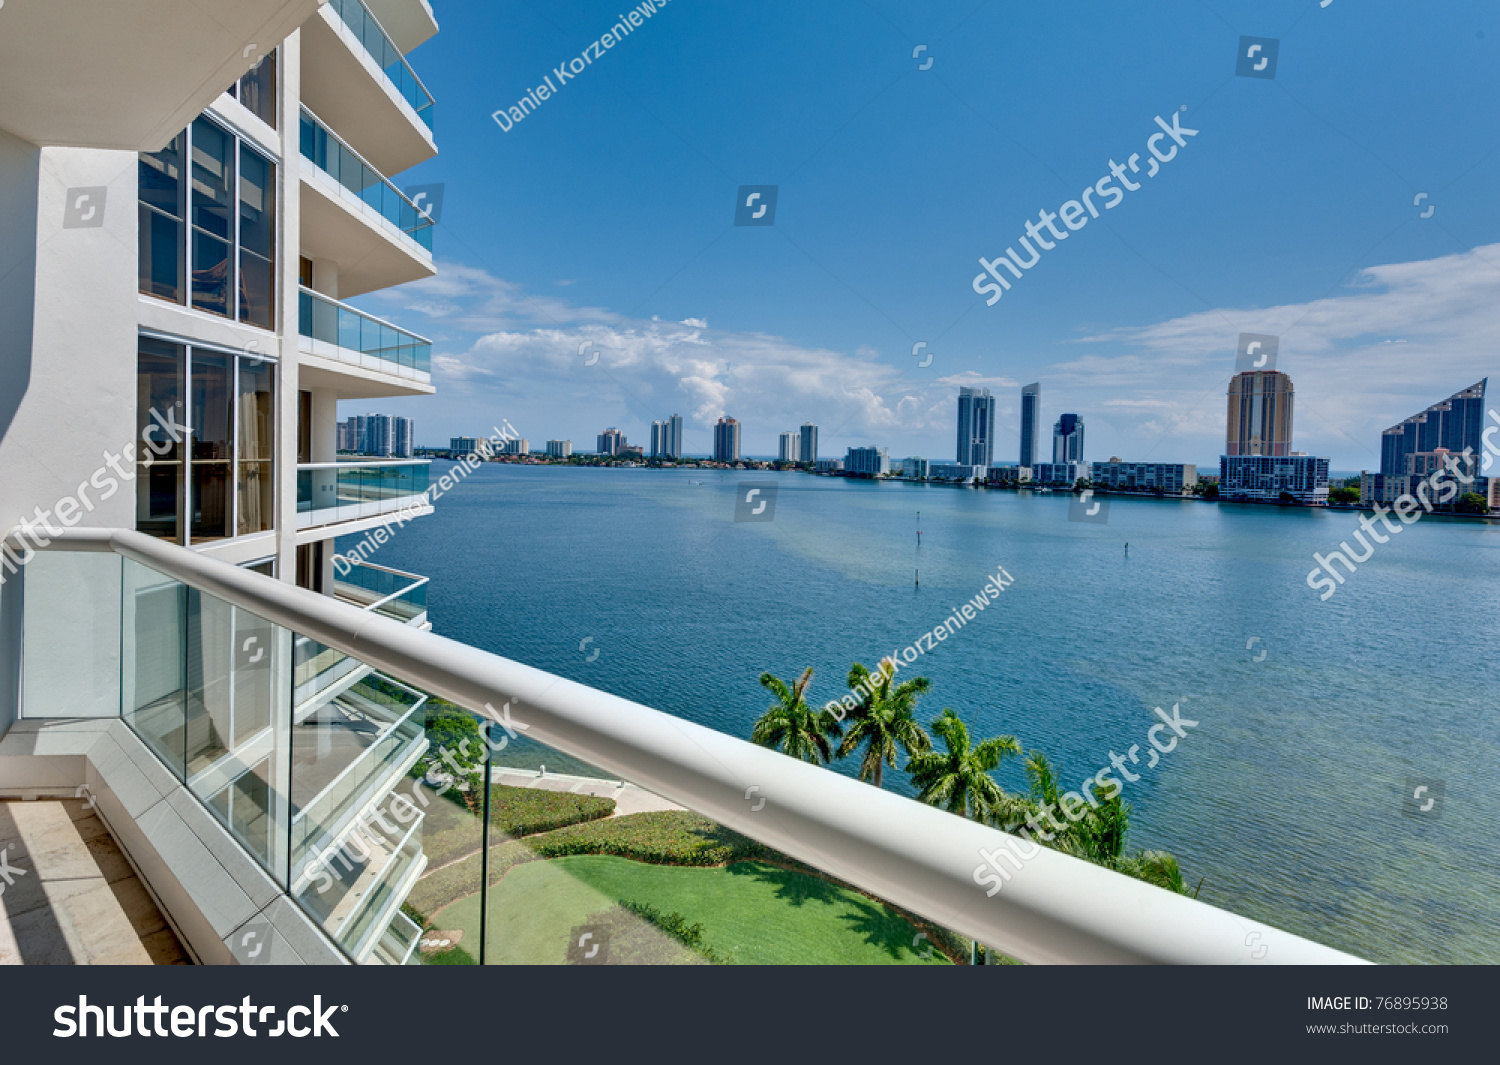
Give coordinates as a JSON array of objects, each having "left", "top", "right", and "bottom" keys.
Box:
[{"left": 350, "top": 462, "right": 1500, "bottom": 963}]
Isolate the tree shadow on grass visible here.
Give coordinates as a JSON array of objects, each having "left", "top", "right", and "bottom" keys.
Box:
[{"left": 725, "top": 860, "right": 943, "bottom": 963}]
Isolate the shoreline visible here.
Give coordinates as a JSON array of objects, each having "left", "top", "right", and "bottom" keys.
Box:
[{"left": 418, "top": 457, "right": 1500, "bottom": 521}]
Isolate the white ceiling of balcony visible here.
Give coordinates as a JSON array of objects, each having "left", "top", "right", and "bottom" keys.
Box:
[
  {"left": 363, "top": 0, "right": 438, "bottom": 54},
  {"left": 0, "top": 0, "right": 324, "bottom": 151}
]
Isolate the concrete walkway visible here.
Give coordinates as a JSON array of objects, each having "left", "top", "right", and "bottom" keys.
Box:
[
  {"left": 489, "top": 768, "right": 685, "bottom": 818},
  {"left": 0, "top": 799, "right": 189, "bottom": 965}
]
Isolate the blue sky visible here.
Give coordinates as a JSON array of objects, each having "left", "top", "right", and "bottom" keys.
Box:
[{"left": 351, "top": 0, "right": 1500, "bottom": 468}]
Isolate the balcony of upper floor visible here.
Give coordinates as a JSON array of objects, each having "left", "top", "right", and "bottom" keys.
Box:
[
  {"left": 298, "top": 286, "right": 435, "bottom": 398},
  {"left": 0, "top": 0, "right": 320, "bottom": 150},
  {"left": 300, "top": 0, "right": 437, "bottom": 177},
  {"left": 332, "top": 558, "right": 430, "bottom": 628},
  {"left": 300, "top": 107, "right": 435, "bottom": 299},
  {"left": 293, "top": 560, "right": 429, "bottom": 709},
  {"left": 370, "top": 907, "right": 422, "bottom": 965},
  {"left": 296, "top": 459, "right": 432, "bottom": 534},
  {"left": 364, "top": 0, "right": 439, "bottom": 55}
]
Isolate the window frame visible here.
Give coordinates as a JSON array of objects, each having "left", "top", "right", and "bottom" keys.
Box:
[
  {"left": 138, "top": 115, "right": 279, "bottom": 329},
  {"left": 137, "top": 331, "right": 278, "bottom": 547}
]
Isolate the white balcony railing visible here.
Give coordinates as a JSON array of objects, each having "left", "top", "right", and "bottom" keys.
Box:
[
  {"left": 15, "top": 527, "right": 1368, "bottom": 966},
  {"left": 296, "top": 460, "right": 431, "bottom": 530}
]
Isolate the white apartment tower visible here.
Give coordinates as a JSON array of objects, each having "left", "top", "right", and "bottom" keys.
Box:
[
  {"left": 0, "top": 0, "right": 443, "bottom": 965},
  {"left": 779, "top": 432, "right": 800, "bottom": 463}
]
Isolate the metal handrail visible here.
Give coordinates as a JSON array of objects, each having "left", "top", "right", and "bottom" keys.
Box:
[
  {"left": 17, "top": 527, "right": 1368, "bottom": 965},
  {"left": 297, "top": 459, "right": 430, "bottom": 470}
]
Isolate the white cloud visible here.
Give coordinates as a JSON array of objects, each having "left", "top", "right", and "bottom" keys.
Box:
[
  {"left": 371, "top": 262, "right": 1016, "bottom": 453},
  {"left": 367, "top": 245, "right": 1500, "bottom": 465}
]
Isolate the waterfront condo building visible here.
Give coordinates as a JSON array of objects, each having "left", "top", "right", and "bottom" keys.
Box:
[
  {"left": 986, "top": 463, "right": 1032, "bottom": 485},
  {"left": 1379, "top": 380, "right": 1487, "bottom": 476},
  {"left": 649, "top": 414, "right": 683, "bottom": 459},
  {"left": 1227, "top": 371, "right": 1295, "bottom": 457},
  {"left": 1090, "top": 461, "right": 1197, "bottom": 495},
  {"left": 800, "top": 422, "right": 819, "bottom": 465},
  {"left": 779, "top": 432, "right": 800, "bottom": 463},
  {"left": 1019, "top": 383, "right": 1041, "bottom": 468},
  {"left": 1220, "top": 455, "right": 1329, "bottom": 503},
  {"left": 1029, "top": 461, "right": 1086, "bottom": 487},
  {"left": 713, "top": 416, "right": 741, "bottom": 462},
  {"left": 1052, "top": 413, "right": 1084, "bottom": 464},
  {"left": 545, "top": 439, "right": 572, "bottom": 458},
  {"left": 845, "top": 446, "right": 890, "bottom": 477},
  {"left": 0, "top": 0, "right": 443, "bottom": 965},
  {"left": 597, "top": 427, "right": 624, "bottom": 456},
  {"left": 957, "top": 387, "right": 996, "bottom": 468}
]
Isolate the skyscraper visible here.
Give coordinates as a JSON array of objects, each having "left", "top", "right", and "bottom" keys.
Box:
[
  {"left": 392, "top": 416, "right": 415, "bottom": 458},
  {"left": 1020, "top": 383, "right": 1040, "bottom": 467},
  {"left": 666, "top": 413, "right": 683, "bottom": 459},
  {"left": 597, "top": 427, "right": 624, "bottom": 456},
  {"left": 650, "top": 415, "right": 684, "bottom": 459},
  {"left": 1226, "top": 371, "right": 1294, "bottom": 456},
  {"left": 800, "top": 422, "right": 819, "bottom": 464},
  {"left": 714, "top": 416, "right": 741, "bottom": 462},
  {"left": 957, "top": 387, "right": 996, "bottom": 467},
  {"left": 1379, "top": 380, "right": 1487, "bottom": 475},
  {"left": 779, "top": 431, "right": 800, "bottom": 462},
  {"left": 1052, "top": 413, "right": 1084, "bottom": 464},
  {"left": 363, "top": 413, "right": 393, "bottom": 457}
]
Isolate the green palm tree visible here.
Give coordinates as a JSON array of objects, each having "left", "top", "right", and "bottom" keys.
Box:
[
  {"left": 836, "top": 662, "right": 932, "bottom": 788},
  {"left": 906, "top": 709, "right": 1021, "bottom": 821},
  {"left": 751, "top": 668, "right": 840, "bottom": 764}
]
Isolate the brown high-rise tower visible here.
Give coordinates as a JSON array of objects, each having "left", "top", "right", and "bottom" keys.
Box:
[{"left": 1226, "top": 371, "right": 1294, "bottom": 456}]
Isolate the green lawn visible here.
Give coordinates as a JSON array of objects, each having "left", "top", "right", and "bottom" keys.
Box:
[{"left": 430, "top": 855, "right": 952, "bottom": 965}]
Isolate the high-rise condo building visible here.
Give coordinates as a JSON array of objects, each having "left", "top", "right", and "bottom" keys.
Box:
[
  {"left": 1019, "top": 383, "right": 1040, "bottom": 468},
  {"left": 1226, "top": 371, "right": 1295, "bottom": 456},
  {"left": 649, "top": 414, "right": 683, "bottom": 459},
  {"left": 392, "top": 416, "right": 415, "bottom": 458},
  {"left": 800, "top": 422, "right": 819, "bottom": 465},
  {"left": 779, "top": 432, "right": 800, "bottom": 462},
  {"left": 364, "top": 413, "right": 393, "bottom": 456},
  {"left": 666, "top": 413, "right": 683, "bottom": 459},
  {"left": 714, "top": 416, "right": 741, "bottom": 462},
  {"left": 1379, "top": 380, "right": 1487, "bottom": 475},
  {"left": 0, "top": 0, "right": 442, "bottom": 965},
  {"left": 957, "top": 387, "right": 996, "bottom": 467},
  {"left": 1052, "top": 413, "right": 1084, "bottom": 464},
  {"left": 597, "top": 427, "right": 624, "bottom": 456},
  {"left": 546, "top": 439, "right": 573, "bottom": 458}
]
